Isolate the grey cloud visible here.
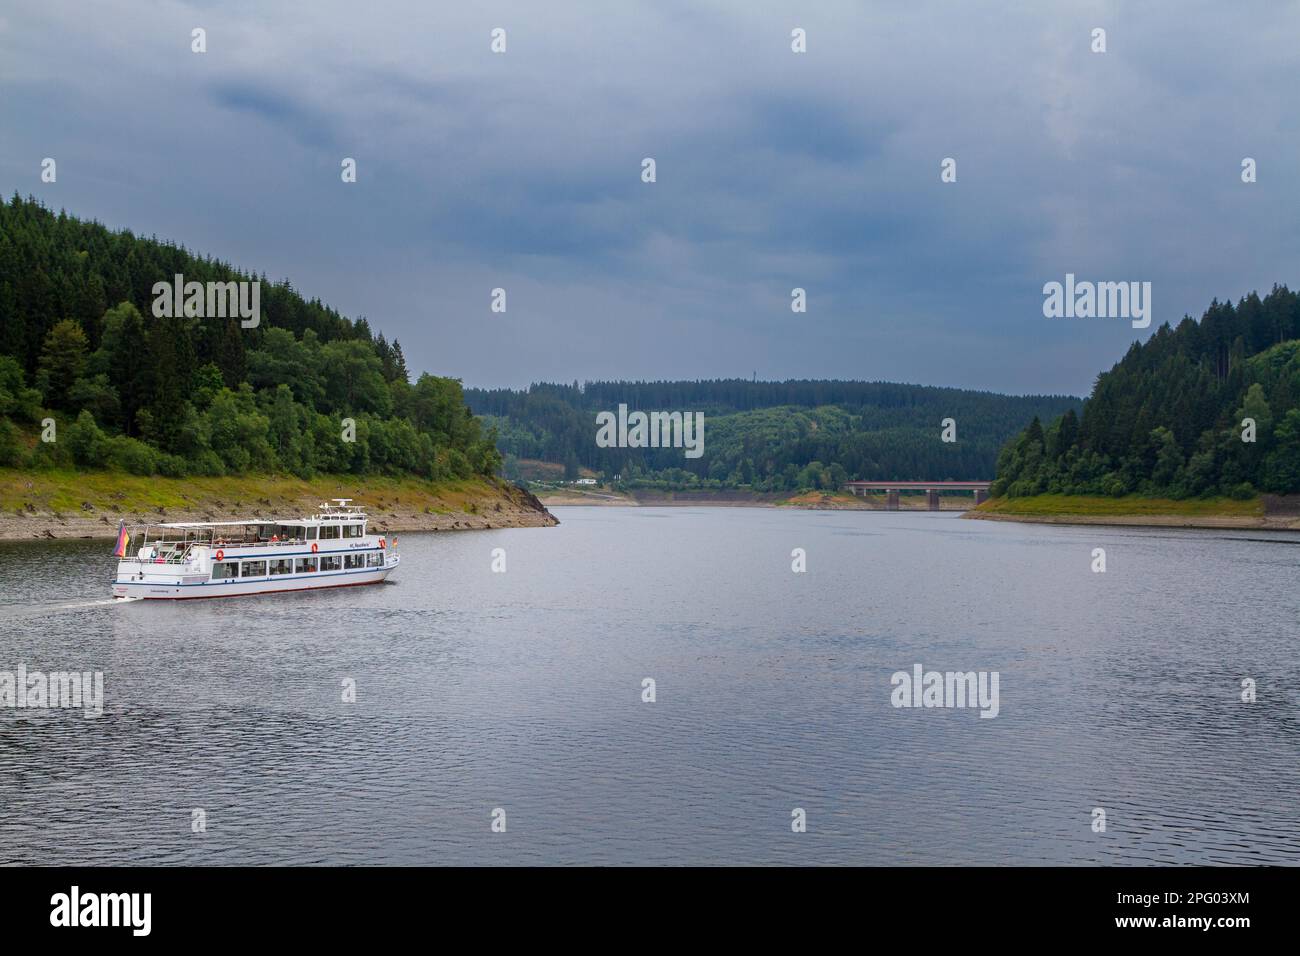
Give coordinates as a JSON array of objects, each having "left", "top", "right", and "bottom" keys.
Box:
[{"left": 1, "top": 0, "right": 1297, "bottom": 395}]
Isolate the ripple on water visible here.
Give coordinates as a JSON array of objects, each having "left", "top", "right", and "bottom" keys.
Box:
[{"left": 2, "top": 511, "right": 1299, "bottom": 865}]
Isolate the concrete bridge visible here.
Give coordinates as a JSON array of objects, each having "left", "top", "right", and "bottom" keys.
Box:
[{"left": 843, "top": 480, "right": 992, "bottom": 511}]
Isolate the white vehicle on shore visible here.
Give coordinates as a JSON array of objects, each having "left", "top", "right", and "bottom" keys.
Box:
[{"left": 111, "top": 499, "right": 399, "bottom": 600}]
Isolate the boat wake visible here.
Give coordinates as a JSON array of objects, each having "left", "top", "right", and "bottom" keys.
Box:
[
  {"left": 0, "top": 596, "right": 138, "bottom": 627},
  {"left": 61, "top": 597, "right": 143, "bottom": 608}
]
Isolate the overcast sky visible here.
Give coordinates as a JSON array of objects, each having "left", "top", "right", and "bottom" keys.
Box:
[{"left": 2, "top": 1, "right": 1297, "bottom": 395}]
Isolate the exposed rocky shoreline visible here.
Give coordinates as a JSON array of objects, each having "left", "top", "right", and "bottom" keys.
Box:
[{"left": 0, "top": 477, "right": 557, "bottom": 541}]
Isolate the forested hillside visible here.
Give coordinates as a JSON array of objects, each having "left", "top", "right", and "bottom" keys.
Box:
[
  {"left": 467, "top": 380, "right": 1080, "bottom": 491},
  {"left": 0, "top": 196, "right": 499, "bottom": 480},
  {"left": 992, "top": 286, "right": 1300, "bottom": 499}
]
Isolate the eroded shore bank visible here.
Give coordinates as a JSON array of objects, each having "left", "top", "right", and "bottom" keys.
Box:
[{"left": 0, "top": 470, "right": 557, "bottom": 540}]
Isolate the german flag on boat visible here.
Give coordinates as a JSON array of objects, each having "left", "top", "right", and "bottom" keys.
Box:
[{"left": 112, "top": 522, "right": 130, "bottom": 558}]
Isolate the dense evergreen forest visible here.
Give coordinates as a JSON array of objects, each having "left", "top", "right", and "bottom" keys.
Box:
[
  {"left": 467, "top": 381, "right": 1080, "bottom": 491},
  {"left": 0, "top": 196, "right": 500, "bottom": 480},
  {"left": 993, "top": 286, "right": 1300, "bottom": 499}
]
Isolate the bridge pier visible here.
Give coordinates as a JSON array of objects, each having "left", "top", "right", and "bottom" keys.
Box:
[
  {"left": 974, "top": 489, "right": 989, "bottom": 506},
  {"left": 927, "top": 489, "right": 940, "bottom": 511},
  {"left": 886, "top": 490, "right": 899, "bottom": 511}
]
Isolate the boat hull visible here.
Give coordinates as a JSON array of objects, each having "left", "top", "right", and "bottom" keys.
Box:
[{"left": 111, "top": 561, "right": 398, "bottom": 600}]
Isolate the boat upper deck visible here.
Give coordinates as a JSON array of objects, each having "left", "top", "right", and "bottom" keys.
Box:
[{"left": 123, "top": 500, "right": 376, "bottom": 553}]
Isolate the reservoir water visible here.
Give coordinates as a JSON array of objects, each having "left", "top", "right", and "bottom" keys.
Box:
[{"left": 1, "top": 506, "right": 1297, "bottom": 865}]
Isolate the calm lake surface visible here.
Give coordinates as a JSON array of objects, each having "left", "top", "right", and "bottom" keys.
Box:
[{"left": 2, "top": 506, "right": 1298, "bottom": 866}]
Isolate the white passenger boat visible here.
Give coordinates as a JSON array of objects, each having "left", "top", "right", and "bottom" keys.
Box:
[{"left": 110, "top": 499, "right": 399, "bottom": 600}]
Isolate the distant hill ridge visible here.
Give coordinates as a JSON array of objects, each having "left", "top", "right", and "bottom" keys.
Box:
[{"left": 467, "top": 379, "right": 1081, "bottom": 490}]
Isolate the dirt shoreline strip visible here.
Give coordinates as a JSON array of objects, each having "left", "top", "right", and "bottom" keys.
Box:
[
  {"left": 962, "top": 511, "right": 1300, "bottom": 531},
  {"left": 0, "top": 478, "right": 557, "bottom": 541},
  {"left": 0, "top": 506, "right": 557, "bottom": 541},
  {"left": 540, "top": 490, "right": 974, "bottom": 510},
  {"left": 540, "top": 489, "right": 1300, "bottom": 530}
]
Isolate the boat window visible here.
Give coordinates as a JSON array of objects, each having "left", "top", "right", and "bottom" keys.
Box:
[
  {"left": 296, "top": 557, "right": 318, "bottom": 574},
  {"left": 320, "top": 555, "right": 342, "bottom": 572},
  {"left": 319, "top": 524, "right": 340, "bottom": 540},
  {"left": 240, "top": 560, "right": 267, "bottom": 578},
  {"left": 344, "top": 554, "right": 366, "bottom": 569},
  {"left": 269, "top": 559, "right": 293, "bottom": 576},
  {"left": 367, "top": 552, "right": 384, "bottom": 568},
  {"left": 342, "top": 524, "right": 364, "bottom": 538},
  {"left": 210, "top": 562, "right": 238, "bottom": 580}
]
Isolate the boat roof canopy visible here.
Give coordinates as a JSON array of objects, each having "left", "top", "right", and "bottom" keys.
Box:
[
  {"left": 155, "top": 515, "right": 367, "bottom": 529},
  {"left": 147, "top": 500, "right": 367, "bottom": 530}
]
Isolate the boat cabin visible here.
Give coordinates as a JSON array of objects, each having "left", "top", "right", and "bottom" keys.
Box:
[{"left": 126, "top": 500, "right": 371, "bottom": 563}]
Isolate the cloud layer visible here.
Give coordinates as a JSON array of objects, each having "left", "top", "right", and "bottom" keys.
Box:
[{"left": 2, "top": 0, "right": 1297, "bottom": 394}]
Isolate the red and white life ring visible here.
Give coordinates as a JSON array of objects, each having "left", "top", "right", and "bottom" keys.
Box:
[
  {"left": 215, "top": 549, "right": 225, "bottom": 562},
  {"left": 311, "top": 542, "right": 319, "bottom": 553},
  {"left": 378, "top": 538, "right": 386, "bottom": 549}
]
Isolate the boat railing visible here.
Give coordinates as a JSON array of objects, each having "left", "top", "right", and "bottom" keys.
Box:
[
  {"left": 142, "top": 536, "right": 369, "bottom": 552},
  {"left": 205, "top": 538, "right": 311, "bottom": 549},
  {"left": 143, "top": 535, "right": 307, "bottom": 547},
  {"left": 124, "top": 545, "right": 200, "bottom": 566},
  {"left": 131, "top": 522, "right": 371, "bottom": 556}
]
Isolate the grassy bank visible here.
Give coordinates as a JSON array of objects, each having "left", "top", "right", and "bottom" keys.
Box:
[
  {"left": 965, "top": 493, "right": 1300, "bottom": 530},
  {"left": 0, "top": 469, "right": 557, "bottom": 539},
  {"left": 973, "top": 494, "right": 1263, "bottom": 517}
]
